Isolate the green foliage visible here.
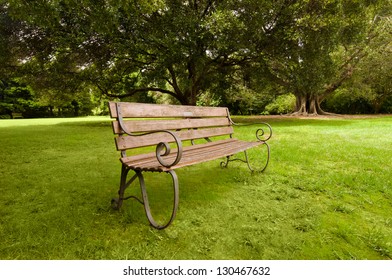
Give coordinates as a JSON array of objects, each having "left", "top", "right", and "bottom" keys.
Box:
[
  {"left": 0, "top": 78, "right": 105, "bottom": 118},
  {"left": 0, "top": 79, "right": 36, "bottom": 117},
  {"left": 0, "top": 2, "right": 21, "bottom": 78},
  {"left": 262, "top": 94, "right": 296, "bottom": 115},
  {"left": 2, "top": 0, "right": 391, "bottom": 112},
  {"left": 246, "top": 0, "right": 391, "bottom": 114},
  {"left": 325, "top": 19, "right": 392, "bottom": 115},
  {"left": 222, "top": 85, "right": 269, "bottom": 115},
  {"left": 196, "top": 91, "right": 222, "bottom": 107},
  {"left": 323, "top": 88, "right": 374, "bottom": 114},
  {"left": 353, "top": 29, "right": 392, "bottom": 113},
  {"left": 5, "top": 0, "right": 272, "bottom": 105}
]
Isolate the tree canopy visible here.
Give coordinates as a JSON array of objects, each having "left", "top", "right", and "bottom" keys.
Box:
[
  {"left": 245, "top": 0, "right": 392, "bottom": 114},
  {"left": 2, "top": 0, "right": 392, "bottom": 115}
]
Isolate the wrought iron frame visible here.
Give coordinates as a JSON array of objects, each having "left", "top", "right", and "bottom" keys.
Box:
[
  {"left": 220, "top": 145, "right": 270, "bottom": 173},
  {"left": 222, "top": 114, "right": 272, "bottom": 173},
  {"left": 111, "top": 166, "right": 179, "bottom": 230},
  {"left": 113, "top": 103, "right": 181, "bottom": 229}
]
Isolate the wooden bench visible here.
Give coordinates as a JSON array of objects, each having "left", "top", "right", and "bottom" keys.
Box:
[
  {"left": 11, "top": 112, "right": 23, "bottom": 119},
  {"left": 109, "top": 102, "right": 272, "bottom": 229}
]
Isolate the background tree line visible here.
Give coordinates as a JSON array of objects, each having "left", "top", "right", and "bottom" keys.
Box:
[{"left": 1, "top": 0, "right": 391, "bottom": 118}]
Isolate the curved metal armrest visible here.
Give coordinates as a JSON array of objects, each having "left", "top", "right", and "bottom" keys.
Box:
[
  {"left": 123, "top": 129, "right": 184, "bottom": 168},
  {"left": 154, "top": 130, "right": 183, "bottom": 168},
  {"left": 116, "top": 103, "right": 183, "bottom": 168},
  {"left": 255, "top": 122, "right": 272, "bottom": 142},
  {"left": 229, "top": 118, "right": 272, "bottom": 142}
]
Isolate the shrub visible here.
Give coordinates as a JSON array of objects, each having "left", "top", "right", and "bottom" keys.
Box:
[
  {"left": 323, "top": 88, "right": 374, "bottom": 114},
  {"left": 223, "top": 86, "right": 273, "bottom": 115},
  {"left": 262, "top": 94, "right": 296, "bottom": 115}
]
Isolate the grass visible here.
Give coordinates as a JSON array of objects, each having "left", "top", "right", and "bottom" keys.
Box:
[{"left": 0, "top": 115, "right": 391, "bottom": 260}]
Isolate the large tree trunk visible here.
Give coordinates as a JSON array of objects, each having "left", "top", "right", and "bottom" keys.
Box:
[
  {"left": 292, "top": 94, "right": 329, "bottom": 116},
  {"left": 175, "top": 88, "right": 198, "bottom": 105}
]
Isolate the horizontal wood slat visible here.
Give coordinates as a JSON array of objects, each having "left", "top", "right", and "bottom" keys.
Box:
[
  {"left": 120, "top": 139, "right": 264, "bottom": 172},
  {"left": 109, "top": 102, "right": 228, "bottom": 118},
  {"left": 108, "top": 101, "right": 270, "bottom": 173},
  {"left": 115, "top": 126, "right": 234, "bottom": 150},
  {"left": 121, "top": 139, "right": 229, "bottom": 165},
  {"left": 112, "top": 117, "right": 231, "bottom": 134}
]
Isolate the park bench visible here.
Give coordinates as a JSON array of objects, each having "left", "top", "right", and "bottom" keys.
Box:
[
  {"left": 11, "top": 112, "right": 23, "bottom": 119},
  {"left": 108, "top": 102, "right": 272, "bottom": 229}
]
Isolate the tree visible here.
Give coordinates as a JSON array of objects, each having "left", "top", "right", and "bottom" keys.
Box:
[
  {"left": 359, "top": 9, "right": 392, "bottom": 113},
  {"left": 250, "top": 0, "right": 391, "bottom": 115},
  {"left": 361, "top": 47, "right": 392, "bottom": 114},
  {"left": 0, "top": 78, "right": 34, "bottom": 118},
  {"left": 0, "top": 2, "right": 21, "bottom": 79},
  {"left": 337, "top": 14, "right": 392, "bottom": 114},
  {"left": 5, "top": 0, "right": 273, "bottom": 105},
  {"left": 5, "top": 0, "right": 391, "bottom": 111}
]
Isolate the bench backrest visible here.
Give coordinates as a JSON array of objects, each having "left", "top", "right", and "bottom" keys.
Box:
[{"left": 109, "top": 102, "right": 234, "bottom": 151}]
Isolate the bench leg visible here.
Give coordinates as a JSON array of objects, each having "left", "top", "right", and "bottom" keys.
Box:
[
  {"left": 258, "top": 142, "right": 270, "bottom": 172},
  {"left": 138, "top": 170, "right": 179, "bottom": 230},
  {"left": 220, "top": 152, "right": 254, "bottom": 172},
  {"left": 111, "top": 165, "right": 140, "bottom": 210},
  {"left": 245, "top": 142, "right": 271, "bottom": 172},
  {"left": 112, "top": 166, "right": 179, "bottom": 229},
  {"left": 220, "top": 142, "right": 270, "bottom": 173},
  {"left": 220, "top": 155, "right": 232, "bottom": 168}
]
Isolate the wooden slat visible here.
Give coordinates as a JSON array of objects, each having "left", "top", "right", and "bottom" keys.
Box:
[
  {"left": 109, "top": 102, "right": 229, "bottom": 118},
  {"left": 122, "top": 140, "right": 233, "bottom": 171},
  {"left": 121, "top": 139, "right": 231, "bottom": 165},
  {"left": 112, "top": 117, "right": 231, "bottom": 134},
  {"left": 129, "top": 139, "right": 250, "bottom": 167},
  {"left": 121, "top": 139, "right": 264, "bottom": 171},
  {"left": 108, "top": 101, "right": 270, "bottom": 174},
  {"left": 115, "top": 126, "right": 234, "bottom": 150}
]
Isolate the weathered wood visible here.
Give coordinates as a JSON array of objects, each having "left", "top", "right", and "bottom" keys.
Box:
[
  {"left": 120, "top": 139, "right": 232, "bottom": 166},
  {"left": 122, "top": 139, "right": 262, "bottom": 171},
  {"left": 115, "top": 126, "right": 234, "bottom": 150},
  {"left": 109, "top": 101, "right": 228, "bottom": 118},
  {"left": 112, "top": 117, "right": 231, "bottom": 134}
]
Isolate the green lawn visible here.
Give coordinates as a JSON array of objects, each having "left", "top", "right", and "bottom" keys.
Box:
[{"left": 0, "top": 115, "right": 391, "bottom": 260}]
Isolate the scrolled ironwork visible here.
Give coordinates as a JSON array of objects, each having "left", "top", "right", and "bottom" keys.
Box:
[
  {"left": 155, "top": 131, "right": 183, "bottom": 168},
  {"left": 156, "top": 141, "right": 171, "bottom": 157},
  {"left": 116, "top": 103, "right": 183, "bottom": 168},
  {"left": 138, "top": 170, "right": 179, "bottom": 230},
  {"left": 220, "top": 156, "right": 230, "bottom": 168},
  {"left": 227, "top": 114, "right": 272, "bottom": 142},
  {"left": 113, "top": 168, "right": 179, "bottom": 230},
  {"left": 255, "top": 123, "right": 272, "bottom": 142},
  {"left": 220, "top": 152, "right": 255, "bottom": 172}
]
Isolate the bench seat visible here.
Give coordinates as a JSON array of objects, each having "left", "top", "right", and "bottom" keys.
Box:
[{"left": 121, "top": 138, "right": 262, "bottom": 172}]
